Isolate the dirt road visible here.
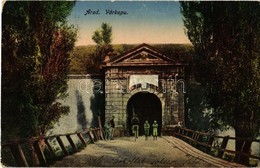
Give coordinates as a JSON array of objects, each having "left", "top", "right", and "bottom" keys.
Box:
[{"left": 53, "top": 136, "right": 214, "bottom": 167}]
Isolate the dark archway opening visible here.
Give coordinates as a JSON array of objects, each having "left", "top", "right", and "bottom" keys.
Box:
[{"left": 127, "top": 92, "right": 162, "bottom": 136}]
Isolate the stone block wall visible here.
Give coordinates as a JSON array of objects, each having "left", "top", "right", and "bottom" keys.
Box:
[{"left": 104, "top": 66, "right": 186, "bottom": 136}]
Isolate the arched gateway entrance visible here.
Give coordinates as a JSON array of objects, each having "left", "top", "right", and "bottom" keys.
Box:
[
  {"left": 102, "top": 43, "right": 186, "bottom": 137},
  {"left": 127, "top": 92, "right": 162, "bottom": 135}
]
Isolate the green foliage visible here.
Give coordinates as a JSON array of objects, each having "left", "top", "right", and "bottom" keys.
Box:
[
  {"left": 181, "top": 1, "right": 260, "bottom": 164},
  {"left": 185, "top": 83, "right": 211, "bottom": 131},
  {"left": 92, "top": 23, "right": 112, "bottom": 46},
  {"left": 101, "top": 23, "right": 112, "bottom": 44},
  {"left": 181, "top": 1, "right": 260, "bottom": 134},
  {"left": 90, "top": 23, "right": 114, "bottom": 73},
  {"left": 2, "top": 1, "right": 77, "bottom": 139},
  {"left": 69, "top": 45, "right": 96, "bottom": 74},
  {"left": 153, "top": 44, "right": 193, "bottom": 62}
]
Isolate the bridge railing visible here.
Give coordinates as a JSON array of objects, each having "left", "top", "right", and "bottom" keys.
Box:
[
  {"left": 172, "top": 127, "right": 260, "bottom": 164},
  {"left": 1, "top": 128, "right": 104, "bottom": 167}
]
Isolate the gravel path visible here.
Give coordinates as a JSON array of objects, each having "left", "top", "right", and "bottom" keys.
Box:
[{"left": 52, "top": 136, "right": 214, "bottom": 167}]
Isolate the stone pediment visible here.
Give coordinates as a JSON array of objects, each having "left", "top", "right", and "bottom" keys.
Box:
[{"left": 105, "top": 43, "right": 175, "bottom": 67}]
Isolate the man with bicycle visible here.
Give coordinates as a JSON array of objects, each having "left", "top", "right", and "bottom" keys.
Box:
[{"left": 131, "top": 114, "right": 139, "bottom": 141}]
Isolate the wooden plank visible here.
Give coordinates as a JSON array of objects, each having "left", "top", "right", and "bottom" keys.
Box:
[
  {"left": 33, "top": 140, "right": 47, "bottom": 166},
  {"left": 164, "top": 137, "right": 243, "bottom": 167},
  {"left": 9, "top": 143, "right": 29, "bottom": 167},
  {"left": 77, "top": 133, "right": 87, "bottom": 147},
  {"left": 56, "top": 136, "right": 68, "bottom": 156}
]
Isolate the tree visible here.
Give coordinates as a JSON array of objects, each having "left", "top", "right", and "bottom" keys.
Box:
[
  {"left": 2, "top": 1, "right": 77, "bottom": 139},
  {"left": 185, "top": 83, "right": 211, "bottom": 132},
  {"left": 180, "top": 1, "right": 260, "bottom": 165},
  {"left": 91, "top": 22, "right": 113, "bottom": 73}
]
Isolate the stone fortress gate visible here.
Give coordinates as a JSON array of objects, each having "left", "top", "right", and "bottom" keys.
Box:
[{"left": 102, "top": 43, "right": 187, "bottom": 136}]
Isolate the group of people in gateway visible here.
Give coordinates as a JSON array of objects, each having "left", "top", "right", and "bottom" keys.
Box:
[
  {"left": 103, "top": 114, "right": 159, "bottom": 141},
  {"left": 132, "top": 114, "right": 158, "bottom": 141},
  {"left": 104, "top": 114, "right": 158, "bottom": 140}
]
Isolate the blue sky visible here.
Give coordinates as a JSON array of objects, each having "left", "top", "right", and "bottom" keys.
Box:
[{"left": 68, "top": 1, "right": 190, "bottom": 46}]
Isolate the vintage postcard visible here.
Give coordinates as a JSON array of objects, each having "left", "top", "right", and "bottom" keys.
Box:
[{"left": 1, "top": 1, "right": 259, "bottom": 167}]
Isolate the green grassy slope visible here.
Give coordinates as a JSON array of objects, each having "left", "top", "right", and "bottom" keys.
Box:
[{"left": 69, "top": 44, "right": 194, "bottom": 74}]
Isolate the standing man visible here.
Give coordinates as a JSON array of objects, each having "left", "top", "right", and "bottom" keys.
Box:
[
  {"left": 152, "top": 120, "right": 158, "bottom": 140},
  {"left": 131, "top": 114, "right": 139, "bottom": 141},
  {"left": 144, "top": 120, "right": 150, "bottom": 140},
  {"left": 110, "top": 116, "right": 115, "bottom": 140}
]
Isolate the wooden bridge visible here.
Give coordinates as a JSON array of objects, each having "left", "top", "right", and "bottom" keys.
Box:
[{"left": 2, "top": 127, "right": 259, "bottom": 167}]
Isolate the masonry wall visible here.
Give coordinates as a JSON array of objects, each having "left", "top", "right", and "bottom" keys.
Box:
[
  {"left": 104, "top": 66, "right": 186, "bottom": 136},
  {"left": 47, "top": 75, "right": 104, "bottom": 135}
]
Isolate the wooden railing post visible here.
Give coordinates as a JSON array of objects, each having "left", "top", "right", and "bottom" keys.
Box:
[
  {"left": 93, "top": 129, "right": 99, "bottom": 141},
  {"left": 196, "top": 133, "right": 201, "bottom": 141},
  {"left": 77, "top": 133, "right": 87, "bottom": 147},
  {"left": 56, "top": 136, "right": 68, "bottom": 156},
  {"left": 9, "top": 143, "right": 29, "bottom": 167},
  {"left": 207, "top": 136, "right": 215, "bottom": 153},
  {"left": 168, "top": 127, "right": 260, "bottom": 163},
  {"left": 177, "top": 127, "right": 181, "bottom": 137},
  {"left": 194, "top": 133, "right": 200, "bottom": 147},
  {"left": 44, "top": 139, "right": 56, "bottom": 160},
  {"left": 191, "top": 132, "right": 195, "bottom": 140},
  {"left": 185, "top": 130, "right": 189, "bottom": 137},
  {"left": 66, "top": 135, "right": 77, "bottom": 152},
  {"left": 87, "top": 131, "right": 95, "bottom": 144},
  {"left": 33, "top": 140, "right": 47, "bottom": 166},
  {"left": 98, "top": 115, "right": 105, "bottom": 140},
  {"left": 217, "top": 135, "right": 229, "bottom": 158},
  {"left": 99, "top": 129, "right": 104, "bottom": 140},
  {"left": 95, "top": 128, "right": 100, "bottom": 140},
  {"left": 182, "top": 129, "right": 185, "bottom": 140},
  {"left": 237, "top": 140, "right": 246, "bottom": 163},
  {"left": 95, "top": 128, "right": 100, "bottom": 141},
  {"left": 192, "top": 132, "right": 197, "bottom": 145},
  {"left": 181, "top": 129, "right": 185, "bottom": 140},
  {"left": 187, "top": 131, "right": 193, "bottom": 144}
]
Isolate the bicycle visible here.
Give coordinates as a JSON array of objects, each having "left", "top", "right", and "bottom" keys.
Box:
[{"left": 132, "top": 125, "right": 139, "bottom": 141}]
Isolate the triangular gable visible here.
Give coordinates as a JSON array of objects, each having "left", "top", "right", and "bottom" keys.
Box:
[{"left": 106, "top": 43, "right": 175, "bottom": 66}]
